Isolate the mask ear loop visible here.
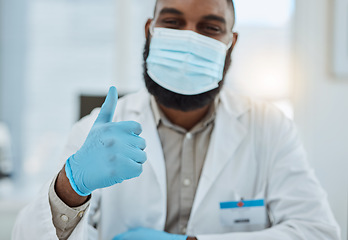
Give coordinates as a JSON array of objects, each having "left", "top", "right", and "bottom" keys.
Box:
[
  {"left": 227, "top": 40, "right": 233, "bottom": 49},
  {"left": 226, "top": 32, "right": 234, "bottom": 49},
  {"left": 149, "top": 21, "right": 155, "bottom": 36}
]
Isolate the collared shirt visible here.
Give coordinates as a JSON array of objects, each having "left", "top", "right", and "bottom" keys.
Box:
[
  {"left": 49, "top": 174, "right": 91, "bottom": 240},
  {"left": 48, "top": 95, "right": 219, "bottom": 238},
  {"left": 150, "top": 96, "right": 217, "bottom": 234}
]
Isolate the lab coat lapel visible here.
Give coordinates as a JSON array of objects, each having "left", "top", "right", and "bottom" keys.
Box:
[
  {"left": 137, "top": 95, "right": 167, "bottom": 210},
  {"left": 190, "top": 90, "right": 248, "bottom": 220}
]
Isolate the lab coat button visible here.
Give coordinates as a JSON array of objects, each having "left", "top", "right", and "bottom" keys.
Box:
[
  {"left": 61, "top": 215, "right": 69, "bottom": 222},
  {"left": 186, "top": 133, "right": 192, "bottom": 139},
  {"left": 183, "top": 178, "right": 191, "bottom": 186}
]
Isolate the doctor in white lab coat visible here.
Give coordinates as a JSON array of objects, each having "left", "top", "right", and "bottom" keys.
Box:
[{"left": 13, "top": 0, "right": 340, "bottom": 239}]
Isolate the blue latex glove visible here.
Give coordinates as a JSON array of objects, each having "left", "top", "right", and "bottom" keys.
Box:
[
  {"left": 65, "top": 86, "right": 147, "bottom": 196},
  {"left": 113, "top": 228, "right": 188, "bottom": 240}
]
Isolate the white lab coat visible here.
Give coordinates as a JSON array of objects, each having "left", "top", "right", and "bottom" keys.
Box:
[{"left": 13, "top": 89, "right": 340, "bottom": 240}]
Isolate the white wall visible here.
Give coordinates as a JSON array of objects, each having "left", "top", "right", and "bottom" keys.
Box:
[
  {"left": 293, "top": 1, "right": 348, "bottom": 239},
  {"left": 0, "top": 0, "right": 28, "bottom": 176}
]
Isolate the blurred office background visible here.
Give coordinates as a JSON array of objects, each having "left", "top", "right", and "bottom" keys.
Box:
[{"left": 0, "top": 0, "right": 347, "bottom": 239}]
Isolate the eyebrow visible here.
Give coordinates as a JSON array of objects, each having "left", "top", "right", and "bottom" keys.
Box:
[
  {"left": 159, "top": 8, "right": 184, "bottom": 16},
  {"left": 202, "top": 14, "right": 226, "bottom": 24},
  {"left": 158, "top": 8, "right": 226, "bottom": 25}
]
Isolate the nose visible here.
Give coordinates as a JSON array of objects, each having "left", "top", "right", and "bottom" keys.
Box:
[{"left": 182, "top": 23, "right": 199, "bottom": 34}]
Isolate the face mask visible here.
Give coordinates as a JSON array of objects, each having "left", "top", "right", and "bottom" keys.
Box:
[{"left": 146, "top": 27, "right": 231, "bottom": 95}]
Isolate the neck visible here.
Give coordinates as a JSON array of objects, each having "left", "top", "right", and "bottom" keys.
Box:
[{"left": 158, "top": 102, "right": 212, "bottom": 131}]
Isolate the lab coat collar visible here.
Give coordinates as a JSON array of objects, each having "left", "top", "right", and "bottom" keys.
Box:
[
  {"left": 219, "top": 88, "right": 250, "bottom": 118},
  {"left": 189, "top": 88, "right": 250, "bottom": 225},
  {"left": 130, "top": 91, "right": 167, "bottom": 229},
  {"left": 123, "top": 89, "right": 151, "bottom": 114}
]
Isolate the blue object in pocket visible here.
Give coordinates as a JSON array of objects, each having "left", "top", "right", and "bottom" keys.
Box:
[{"left": 220, "top": 199, "right": 265, "bottom": 209}]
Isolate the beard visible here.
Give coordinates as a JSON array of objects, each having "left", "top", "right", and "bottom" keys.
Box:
[{"left": 143, "top": 32, "right": 233, "bottom": 112}]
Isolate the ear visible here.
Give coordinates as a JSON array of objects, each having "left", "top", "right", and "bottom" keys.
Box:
[
  {"left": 231, "top": 32, "right": 239, "bottom": 51},
  {"left": 145, "top": 19, "right": 153, "bottom": 39}
]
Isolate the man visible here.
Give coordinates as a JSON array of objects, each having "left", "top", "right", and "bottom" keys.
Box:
[{"left": 13, "top": 0, "right": 340, "bottom": 239}]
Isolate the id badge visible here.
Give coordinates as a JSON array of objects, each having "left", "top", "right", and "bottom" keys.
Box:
[{"left": 220, "top": 199, "right": 269, "bottom": 230}]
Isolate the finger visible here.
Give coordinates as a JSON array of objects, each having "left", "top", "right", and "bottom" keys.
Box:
[
  {"left": 135, "top": 150, "right": 147, "bottom": 164},
  {"left": 129, "top": 161, "right": 143, "bottom": 178},
  {"left": 94, "top": 86, "right": 118, "bottom": 125},
  {"left": 119, "top": 121, "right": 143, "bottom": 135},
  {"left": 115, "top": 157, "right": 143, "bottom": 179},
  {"left": 115, "top": 144, "right": 147, "bottom": 164},
  {"left": 131, "top": 135, "right": 146, "bottom": 150},
  {"left": 128, "top": 147, "right": 147, "bottom": 164}
]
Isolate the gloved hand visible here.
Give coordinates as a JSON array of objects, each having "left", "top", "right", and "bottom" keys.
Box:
[
  {"left": 113, "top": 228, "right": 188, "bottom": 240},
  {"left": 65, "top": 86, "right": 147, "bottom": 196}
]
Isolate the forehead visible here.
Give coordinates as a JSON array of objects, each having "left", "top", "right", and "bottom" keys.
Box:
[{"left": 155, "top": 0, "right": 233, "bottom": 24}]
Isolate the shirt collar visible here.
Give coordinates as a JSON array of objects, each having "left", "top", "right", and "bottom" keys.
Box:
[{"left": 150, "top": 95, "right": 219, "bottom": 133}]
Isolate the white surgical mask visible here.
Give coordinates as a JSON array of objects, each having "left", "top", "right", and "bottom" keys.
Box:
[{"left": 146, "top": 27, "right": 231, "bottom": 95}]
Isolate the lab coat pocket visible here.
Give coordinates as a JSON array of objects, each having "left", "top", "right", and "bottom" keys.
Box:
[{"left": 219, "top": 199, "right": 270, "bottom": 232}]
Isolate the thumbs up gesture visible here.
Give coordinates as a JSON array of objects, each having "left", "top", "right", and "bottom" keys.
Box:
[{"left": 65, "top": 86, "right": 147, "bottom": 196}]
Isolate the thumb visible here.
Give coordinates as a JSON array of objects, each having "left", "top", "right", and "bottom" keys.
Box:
[{"left": 94, "top": 86, "right": 118, "bottom": 125}]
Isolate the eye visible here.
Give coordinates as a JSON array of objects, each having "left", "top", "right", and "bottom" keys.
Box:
[
  {"left": 199, "top": 23, "right": 223, "bottom": 36},
  {"left": 206, "top": 26, "right": 220, "bottom": 32},
  {"left": 205, "top": 25, "right": 221, "bottom": 33},
  {"left": 162, "top": 19, "right": 181, "bottom": 27}
]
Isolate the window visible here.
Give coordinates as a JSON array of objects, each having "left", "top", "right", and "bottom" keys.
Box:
[
  {"left": 226, "top": 0, "right": 295, "bottom": 118},
  {"left": 23, "top": 0, "right": 121, "bottom": 181}
]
